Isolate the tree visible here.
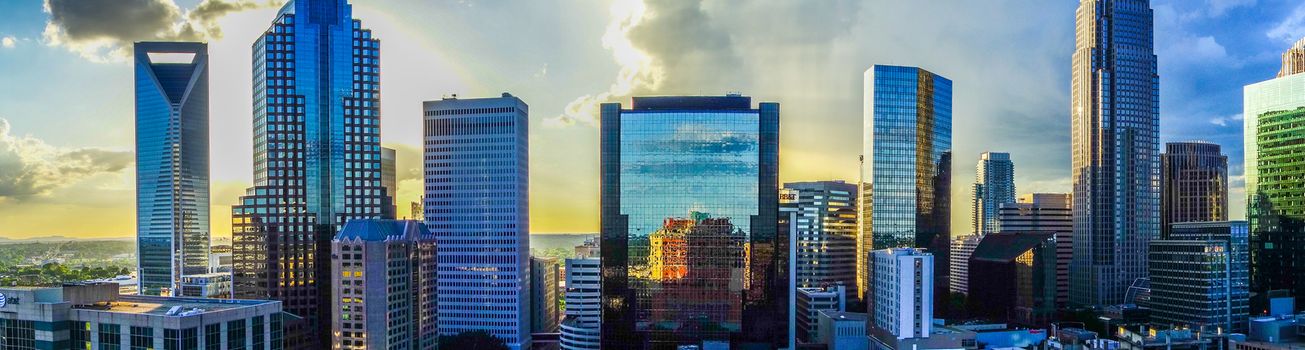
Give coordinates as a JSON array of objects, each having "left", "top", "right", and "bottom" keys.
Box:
[{"left": 437, "top": 330, "right": 509, "bottom": 350}]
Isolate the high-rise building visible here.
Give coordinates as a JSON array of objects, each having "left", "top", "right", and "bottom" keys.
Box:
[
  {"left": 784, "top": 181, "right": 859, "bottom": 299},
  {"left": 134, "top": 42, "right": 210, "bottom": 296},
  {"left": 967, "top": 232, "right": 1058, "bottom": 326},
  {"left": 1245, "top": 41, "right": 1305, "bottom": 310},
  {"left": 972, "top": 152, "right": 1015, "bottom": 235},
  {"left": 868, "top": 248, "right": 934, "bottom": 344},
  {"left": 381, "top": 146, "right": 398, "bottom": 219},
  {"left": 797, "top": 286, "right": 848, "bottom": 344},
  {"left": 230, "top": 1, "right": 385, "bottom": 347},
  {"left": 999, "top": 193, "right": 1073, "bottom": 308},
  {"left": 1070, "top": 0, "right": 1160, "bottom": 308},
  {"left": 1279, "top": 37, "right": 1305, "bottom": 78},
  {"left": 864, "top": 64, "right": 952, "bottom": 309},
  {"left": 424, "top": 94, "right": 530, "bottom": 348},
  {"left": 331, "top": 220, "right": 437, "bottom": 350},
  {"left": 948, "top": 234, "right": 981, "bottom": 296},
  {"left": 1148, "top": 221, "right": 1249, "bottom": 334},
  {"left": 561, "top": 258, "right": 601, "bottom": 350},
  {"left": 600, "top": 95, "right": 786, "bottom": 349},
  {"left": 532, "top": 256, "right": 561, "bottom": 333},
  {"left": 0, "top": 283, "right": 284, "bottom": 349},
  {"left": 1161, "top": 142, "right": 1228, "bottom": 236}
]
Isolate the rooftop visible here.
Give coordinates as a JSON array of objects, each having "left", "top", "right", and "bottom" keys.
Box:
[
  {"left": 78, "top": 295, "right": 278, "bottom": 317},
  {"left": 335, "top": 219, "right": 433, "bottom": 242}
]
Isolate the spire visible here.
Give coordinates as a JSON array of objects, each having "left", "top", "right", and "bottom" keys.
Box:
[{"left": 1278, "top": 37, "right": 1305, "bottom": 77}]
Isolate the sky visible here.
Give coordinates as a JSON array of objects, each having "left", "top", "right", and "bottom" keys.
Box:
[{"left": 0, "top": 0, "right": 1300, "bottom": 239}]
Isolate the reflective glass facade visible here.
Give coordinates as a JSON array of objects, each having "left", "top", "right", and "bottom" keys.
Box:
[
  {"left": 1160, "top": 142, "right": 1228, "bottom": 236},
  {"left": 601, "top": 96, "right": 785, "bottom": 349},
  {"left": 1244, "top": 66, "right": 1305, "bottom": 310},
  {"left": 862, "top": 65, "right": 952, "bottom": 309},
  {"left": 231, "top": 0, "right": 384, "bottom": 347},
  {"left": 973, "top": 152, "right": 1015, "bottom": 235},
  {"left": 1070, "top": 0, "right": 1160, "bottom": 307},
  {"left": 134, "top": 42, "right": 210, "bottom": 296},
  {"left": 783, "top": 181, "right": 859, "bottom": 300}
]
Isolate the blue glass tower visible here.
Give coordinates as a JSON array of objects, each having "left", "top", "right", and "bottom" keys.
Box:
[
  {"left": 423, "top": 94, "right": 530, "bottom": 349},
  {"left": 1069, "top": 0, "right": 1160, "bottom": 307},
  {"left": 862, "top": 65, "right": 952, "bottom": 310},
  {"left": 231, "top": 0, "right": 384, "bottom": 346},
  {"left": 600, "top": 95, "right": 786, "bottom": 349},
  {"left": 134, "top": 42, "right": 210, "bottom": 297}
]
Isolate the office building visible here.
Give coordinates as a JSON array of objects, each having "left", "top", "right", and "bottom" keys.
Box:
[
  {"left": 0, "top": 283, "right": 284, "bottom": 349},
  {"left": 561, "top": 258, "right": 600, "bottom": 350},
  {"left": 532, "top": 256, "right": 561, "bottom": 333},
  {"left": 600, "top": 95, "right": 785, "bottom": 349},
  {"left": 1245, "top": 43, "right": 1305, "bottom": 310},
  {"left": 574, "top": 238, "right": 599, "bottom": 259},
  {"left": 967, "top": 233, "right": 1058, "bottom": 326},
  {"left": 1070, "top": 0, "right": 1161, "bottom": 308},
  {"left": 230, "top": 0, "right": 385, "bottom": 346},
  {"left": 999, "top": 193, "right": 1073, "bottom": 307},
  {"left": 210, "top": 245, "right": 232, "bottom": 273},
  {"left": 1280, "top": 37, "right": 1305, "bottom": 78},
  {"left": 863, "top": 65, "right": 953, "bottom": 312},
  {"left": 784, "top": 181, "right": 859, "bottom": 299},
  {"left": 178, "top": 273, "right": 232, "bottom": 299},
  {"left": 817, "top": 311, "right": 869, "bottom": 350},
  {"left": 134, "top": 41, "right": 211, "bottom": 296},
  {"left": 797, "top": 286, "right": 848, "bottom": 344},
  {"left": 973, "top": 152, "right": 1015, "bottom": 235},
  {"left": 868, "top": 248, "right": 933, "bottom": 344},
  {"left": 424, "top": 94, "right": 530, "bottom": 348},
  {"left": 1149, "top": 221, "right": 1249, "bottom": 334},
  {"left": 382, "top": 146, "right": 397, "bottom": 219},
  {"left": 948, "top": 234, "right": 981, "bottom": 296},
  {"left": 1161, "top": 142, "right": 1229, "bottom": 236},
  {"left": 330, "top": 219, "right": 437, "bottom": 350}
]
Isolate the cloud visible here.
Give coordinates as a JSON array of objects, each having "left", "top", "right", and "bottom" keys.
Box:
[
  {"left": 1268, "top": 3, "right": 1305, "bottom": 43},
  {"left": 1209, "top": 113, "right": 1244, "bottom": 126},
  {"left": 1, "top": 37, "right": 14, "bottom": 49},
  {"left": 41, "top": 0, "right": 278, "bottom": 62},
  {"left": 0, "top": 119, "right": 133, "bottom": 201},
  {"left": 1208, "top": 0, "right": 1255, "bottom": 17}
]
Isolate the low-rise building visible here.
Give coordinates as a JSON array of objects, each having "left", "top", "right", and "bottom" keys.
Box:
[
  {"left": 817, "top": 311, "right": 868, "bottom": 350},
  {"left": 798, "top": 285, "right": 847, "bottom": 344},
  {"left": 561, "top": 258, "right": 600, "bottom": 350}
]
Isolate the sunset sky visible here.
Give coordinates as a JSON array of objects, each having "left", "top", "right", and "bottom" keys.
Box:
[{"left": 0, "top": 0, "right": 1297, "bottom": 239}]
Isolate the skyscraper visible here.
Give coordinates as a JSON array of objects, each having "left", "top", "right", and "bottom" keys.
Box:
[
  {"left": 134, "top": 42, "right": 211, "bottom": 296},
  {"left": 1246, "top": 46, "right": 1305, "bottom": 309},
  {"left": 972, "top": 152, "right": 1015, "bottom": 235},
  {"left": 999, "top": 193, "right": 1073, "bottom": 308},
  {"left": 532, "top": 256, "right": 561, "bottom": 333},
  {"left": 784, "top": 181, "right": 859, "bottom": 299},
  {"left": 868, "top": 248, "right": 933, "bottom": 345},
  {"left": 600, "top": 95, "right": 786, "bottom": 349},
  {"left": 1148, "top": 221, "right": 1249, "bottom": 334},
  {"left": 1070, "top": 0, "right": 1160, "bottom": 307},
  {"left": 231, "top": 0, "right": 384, "bottom": 346},
  {"left": 864, "top": 64, "right": 952, "bottom": 309},
  {"left": 331, "top": 219, "right": 437, "bottom": 350},
  {"left": 424, "top": 94, "right": 530, "bottom": 348},
  {"left": 381, "top": 146, "right": 398, "bottom": 219},
  {"left": 1279, "top": 37, "right": 1305, "bottom": 78},
  {"left": 1160, "top": 142, "right": 1228, "bottom": 236}
]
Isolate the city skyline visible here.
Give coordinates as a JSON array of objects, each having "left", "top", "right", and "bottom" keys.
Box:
[{"left": 0, "top": 0, "right": 1282, "bottom": 239}]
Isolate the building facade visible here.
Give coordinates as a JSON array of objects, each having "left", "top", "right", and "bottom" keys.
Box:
[
  {"left": 178, "top": 273, "right": 232, "bottom": 299},
  {"left": 949, "top": 234, "right": 981, "bottom": 296},
  {"left": 784, "top": 181, "right": 860, "bottom": 300},
  {"left": 817, "top": 311, "right": 869, "bottom": 350},
  {"left": 331, "top": 220, "right": 437, "bottom": 350},
  {"left": 600, "top": 95, "right": 786, "bottom": 349},
  {"left": 967, "top": 233, "right": 1058, "bottom": 326},
  {"left": 561, "top": 258, "right": 600, "bottom": 350},
  {"left": 381, "top": 146, "right": 398, "bottom": 219},
  {"left": 1245, "top": 50, "right": 1305, "bottom": 310},
  {"left": 1161, "top": 142, "right": 1228, "bottom": 236},
  {"left": 1149, "top": 221, "right": 1249, "bottom": 334},
  {"left": 0, "top": 283, "right": 283, "bottom": 349},
  {"left": 134, "top": 41, "right": 211, "bottom": 296},
  {"left": 424, "top": 94, "right": 530, "bottom": 348},
  {"left": 998, "top": 193, "right": 1073, "bottom": 308},
  {"left": 798, "top": 286, "right": 848, "bottom": 344},
  {"left": 532, "top": 256, "right": 561, "bottom": 333},
  {"left": 973, "top": 152, "right": 1015, "bottom": 235},
  {"left": 869, "top": 248, "right": 933, "bottom": 343},
  {"left": 230, "top": 1, "right": 385, "bottom": 346},
  {"left": 1070, "top": 0, "right": 1161, "bottom": 308},
  {"left": 863, "top": 65, "right": 953, "bottom": 311}
]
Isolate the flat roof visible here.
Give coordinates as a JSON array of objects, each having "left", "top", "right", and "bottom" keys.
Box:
[{"left": 78, "top": 295, "right": 277, "bottom": 316}]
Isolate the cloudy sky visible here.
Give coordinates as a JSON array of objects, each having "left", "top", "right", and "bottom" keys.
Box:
[{"left": 0, "top": 0, "right": 1299, "bottom": 239}]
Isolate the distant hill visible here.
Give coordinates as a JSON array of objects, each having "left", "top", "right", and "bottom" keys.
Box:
[
  {"left": 531, "top": 233, "right": 596, "bottom": 251},
  {"left": 0, "top": 236, "right": 133, "bottom": 245}
]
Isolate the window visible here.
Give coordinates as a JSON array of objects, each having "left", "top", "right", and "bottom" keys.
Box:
[
  {"left": 100, "top": 324, "right": 122, "bottom": 350},
  {"left": 204, "top": 324, "right": 221, "bottom": 350},
  {"left": 130, "top": 326, "right": 153, "bottom": 350},
  {"left": 228, "top": 320, "right": 247, "bottom": 350}
]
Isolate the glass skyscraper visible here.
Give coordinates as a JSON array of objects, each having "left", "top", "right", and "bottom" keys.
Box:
[
  {"left": 424, "top": 94, "right": 530, "bottom": 349},
  {"left": 134, "top": 42, "right": 211, "bottom": 296},
  {"left": 600, "top": 95, "right": 786, "bottom": 349},
  {"left": 1069, "top": 0, "right": 1160, "bottom": 307},
  {"left": 1245, "top": 54, "right": 1305, "bottom": 309},
  {"left": 862, "top": 64, "right": 952, "bottom": 309},
  {"left": 972, "top": 152, "right": 1015, "bottom": 235},
  {"left": 231, "top": 0, "right": 384, "bottom": 347},
  {"left": 1160, "top": 142, "right": 1228, "bottom": 236}
]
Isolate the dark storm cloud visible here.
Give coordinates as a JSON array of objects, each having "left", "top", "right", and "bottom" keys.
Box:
[{"left": 42, "top": 0, "right": 277, "bottom": 62}]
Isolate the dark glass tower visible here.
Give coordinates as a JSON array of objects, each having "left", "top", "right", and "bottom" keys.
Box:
[
  {"left": 134, "top": 42, "right": 210, "bottom": 296},
  {"left": 600, "top": 95, "right": 786, "bottom": 349},
  {"left": 1160, "top": 142, "right": 1228, "bottom": 235},
  {"left": 862, "top": 64, "right": 953, "bottom": 311},
  {"left": 231, "top": 0, "right": 383, "bottom": 347},
  {"left": 1069, "top": 0, "right": 1160, "bottom": 307}
]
